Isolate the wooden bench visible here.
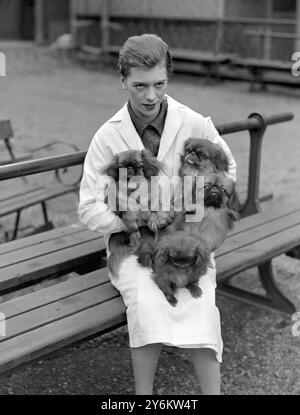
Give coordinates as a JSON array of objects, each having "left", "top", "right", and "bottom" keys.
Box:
[
  {"left": 230, "top": 58, "right": 297, "bottom": 91},
  {"left": 0, "top": 120, "right": 81, "bottom": 240},
  {"left": 0, "top": 203, "right": 299, "bottom": 374},
  {"left": 0, "top": 111, "right": 298, "bottom": 376},
  {"left": 169, "top": 49, "right": 230, "bottom": 80}
]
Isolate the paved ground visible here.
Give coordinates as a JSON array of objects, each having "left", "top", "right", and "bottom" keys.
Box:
[{"left": 0, "top": 42, "right": 299, "bottom": 395}]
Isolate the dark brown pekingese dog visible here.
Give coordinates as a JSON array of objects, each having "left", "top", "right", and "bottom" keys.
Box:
[
  {"left": 102, "top": 149, "right": 175, "bottom": 277},
  {"left": 151, "top": 231, "right": 212, "bottom": 307}
]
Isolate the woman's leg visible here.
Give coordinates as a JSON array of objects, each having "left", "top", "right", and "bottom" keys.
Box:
[
  {"left": 131, "top": 343, "right": 162, "bottom": 395},
  {"left": 188, "top": 348, "right": 221, "bottom": 395}
]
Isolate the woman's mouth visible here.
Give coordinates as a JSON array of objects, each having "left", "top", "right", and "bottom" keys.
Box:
[{"left": 143, "top": 103, "right": 157, "bottom": 111}]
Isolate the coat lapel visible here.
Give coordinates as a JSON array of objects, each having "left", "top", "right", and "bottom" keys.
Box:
[
  {"left": 157, "top": 96, "right": 184, "bottom": 161},
  {"left": 114, "top": 104, "right": 144, "bottom": 150}
]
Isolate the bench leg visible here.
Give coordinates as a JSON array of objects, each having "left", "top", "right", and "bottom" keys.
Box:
[
  {"left": 12, "top": 210, "right": 22, "bottom": 240},
  {"left": 250, "top": 68, "right": 267, "bottom": 92},
  {"left": 217, "top": 260, "right": 296, "bottom": 314},
  {"left": 285, "top": 246, "right": 300, "bottom": 259}
]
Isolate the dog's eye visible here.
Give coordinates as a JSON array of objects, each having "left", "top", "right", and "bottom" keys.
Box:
[
  {"left": 204, "top": 183, "right": 211, "bottom": 190},
  {"left": 221, "top": 187, "right": 229, "bottom": 196},
  {"left": 198, "top": 151, "right": 207, "bottom": 159}
]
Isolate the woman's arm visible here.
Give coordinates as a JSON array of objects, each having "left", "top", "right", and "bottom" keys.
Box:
[{"left": 78, "top": 130, "right": 128, "bottom": 234}]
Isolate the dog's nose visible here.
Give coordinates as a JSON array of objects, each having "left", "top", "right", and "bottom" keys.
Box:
[{"left": 210, "top": 191, "right": 219, "bottom": 200}]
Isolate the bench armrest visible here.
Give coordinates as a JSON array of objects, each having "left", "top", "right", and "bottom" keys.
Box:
[{"left": 10, "top": 140, "right": 83, "bottom": 187}]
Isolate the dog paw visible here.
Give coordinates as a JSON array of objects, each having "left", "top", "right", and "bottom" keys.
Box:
[
  {"left": 188, "top": 285, "right": 202, "bottom": 299},
  {"left": 166, "top": 294, "right": 178, "bottom": 307},
  {"left": 138, "top": 253, "right": 153, "bottom": 268},
  {"left": 130, "top": 231, "right": 142, "bottom": 248},
  {"left": 147, "top": 213, "right": 159, "bottom": 233}
]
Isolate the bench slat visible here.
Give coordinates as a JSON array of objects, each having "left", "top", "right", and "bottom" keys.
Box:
[
  {"left": 170, "top": 48, "right": 229, "bottom": 63},
  {"left": 0, "top": 185, "right": 44, "bottom": 202},
  {"left": 0, "top": 297, "right": 126, "bottom": 374},
  {"left": 0, "top": 227, "right": 104, "bottom": 269},
  {"left": 0, "top": 282, "right": 120, "bottom": 343},
  {"left": 0, "top": 238, "right": 106, "bottom": 291},
  {"left": 0, "top": 184, "right": 78, "bottom": 216},
  {"left": 217, "top": 208, "right": 300, "bottom": 257},
  {"left": 0, "top": 269, "right": 109, "bottom": 318},
  {"left": 217, "top": 223, "right": 300, "bottom": 281},
  {"left": 0, "top": 223, "right": 84, "bottom": 255},
  {"left": 231, "top": 58, "right": 292, "bottom": 71},
  {"left": 227, "top": 203, "right": 300, "bottom": 237}
]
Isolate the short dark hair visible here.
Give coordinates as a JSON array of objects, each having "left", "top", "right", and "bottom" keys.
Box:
[{"left": 118, "top": 33, "right": 173, "bottom": 78}]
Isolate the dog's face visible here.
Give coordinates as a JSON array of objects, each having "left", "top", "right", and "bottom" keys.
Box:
[
  {"left": 180, "top": 138, "right": 229, "bottom": 175},
  {"left": 102, "top": 149, "right": 162, "bottom": 181},
  {"left": 154, "top": 232, "right": 211, "bottom": 281},
  {"left": 204, "top": 173, "right": 240, "bottom": 215}
]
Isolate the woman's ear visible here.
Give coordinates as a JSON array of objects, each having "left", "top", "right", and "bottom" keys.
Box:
[{"left": 121, "top": 76, "right": 128, "bottom": 90}]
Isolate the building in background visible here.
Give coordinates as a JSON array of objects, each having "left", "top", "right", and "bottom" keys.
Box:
[
  {"left": 0, "top": 0, "right": 299, "bottom": 60},
  {"left": 0, "top": 0, "right": 70, "bottom": 43},
  {"left": 71, "top": 0, "right": 300, "bottom": 60}
]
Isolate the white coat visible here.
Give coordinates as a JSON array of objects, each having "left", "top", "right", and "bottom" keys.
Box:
[
  {"left": 78, "top": 94, "right": 237, "bottom": 248},
  {"left": 78, "top": 95, "right": 236, "bottom": 357}
]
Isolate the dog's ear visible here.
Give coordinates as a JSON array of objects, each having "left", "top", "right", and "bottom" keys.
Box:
[
  {"left": 195, "top": 243, "right": 211, "bottom": 268},
  {"left": 102, "top": 154, "right": 120, "bottom": 180},
  {"left": 227, "top": 183, "right": 241, "bottom": 217},
  {"left": 141, "top": 150, "right": 162, "bottom": 178},
  {"left": 153, "top": 245, "right": 169, "bottom": 268},
  {"left": 212, "top": 145, "right": 229, "bottom": 172},
  {"left": 183, "top": 138, "right": 194, "bottom": 154}
]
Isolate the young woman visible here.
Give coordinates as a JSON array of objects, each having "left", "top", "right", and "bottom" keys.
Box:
[{"left": 78, "top": 33, "right": 237, "bottom": 395}]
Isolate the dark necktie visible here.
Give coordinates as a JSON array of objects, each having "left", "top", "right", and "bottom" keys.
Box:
[{"left": 141, "top": 125, "right": 161, "bottom": 157}]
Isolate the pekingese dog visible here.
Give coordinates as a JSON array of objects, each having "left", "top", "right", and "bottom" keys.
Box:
[
  {"left": 179, "top": 137, "right": 229, "bottom": 178},
  {"left": 151, "top": 231, "right": 212, "bottom": 307},
  {"left": 102, "top": 149, "right": 162, "bottom": 234},
  {"left": 180, "top": 172, "right": 240, "bottom": 252},
  {"left": 102, "top": 149, "right": 175, "bottom": 277},
  {"left": 140, "top": 172, "right": 239, "bottom": 306}
]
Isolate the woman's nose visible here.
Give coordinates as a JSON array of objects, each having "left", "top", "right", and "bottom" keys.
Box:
[{"left": 145, "top": 87, "right": 156, "bottom": 102}]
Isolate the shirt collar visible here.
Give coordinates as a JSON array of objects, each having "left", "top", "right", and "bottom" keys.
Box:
[{"left": 127, "top": 98, "right": 168, "bottom": 137}]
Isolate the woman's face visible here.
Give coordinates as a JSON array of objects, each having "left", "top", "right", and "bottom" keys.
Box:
[{"left": 121, "top": 62, "right": 168, "bottom": 123}]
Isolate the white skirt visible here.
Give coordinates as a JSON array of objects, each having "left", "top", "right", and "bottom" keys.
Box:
[{"left": 108, "top": 252, "right": 223, "bottom": 363}]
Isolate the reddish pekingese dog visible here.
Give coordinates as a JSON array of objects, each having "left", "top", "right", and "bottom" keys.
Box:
[
  {"left": 102, "top": 149, "right": 175, "bottom": 277},
  {"left": 151, "top": 231, "right": 212, "bottom": 307}
]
